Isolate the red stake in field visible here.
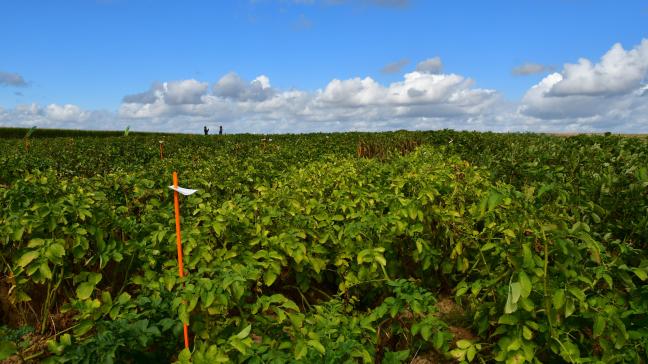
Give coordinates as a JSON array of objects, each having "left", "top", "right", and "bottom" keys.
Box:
[{"left": 170, "top": 172, "right": 198, "bottom": 350}]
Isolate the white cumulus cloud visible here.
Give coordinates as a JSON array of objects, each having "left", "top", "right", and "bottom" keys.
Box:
[
  {"left": 212, "top": 72, "right": 275, "bottom": 102},
  {"left": 0, "top": 103, "right": 119, "bottom": 130},
  {"left": 164, "top": 79, "right": 209, "bottom": 105},
  {"left": 122, "top": 79, "right": 208, "bottom": 106},
  {"left": 518, "top": 39, "right": 648, "bottom": 131},
  {"left": 115, "top": 65, "right": 501, "bottom": 133},
  {"left": 2, "top": 43, "right": 648, "bottom": 134},
  {"left": 549, "top": 39, "right": 648, "bottom": 97},
  {"left": 45, "top": 104, "right": 90, "bottom": 122}
]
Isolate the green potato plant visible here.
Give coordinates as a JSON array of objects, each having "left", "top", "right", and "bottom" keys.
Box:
[{"left": 0, "top": 129, "right": 647, "bottom": 363}]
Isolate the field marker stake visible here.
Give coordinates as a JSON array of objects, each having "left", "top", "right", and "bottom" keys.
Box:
[{"left": 173, "top": 171, "right": 190, "bottom": 349}]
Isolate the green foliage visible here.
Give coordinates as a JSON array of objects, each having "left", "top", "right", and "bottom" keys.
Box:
[
  {"left": 0, "top": 326, "right": 34, "bottom": 360},
  {"left": 0, "top": 130, "right": 647, "bottom": 363},
  {"left": 25, "top": 126, "right": 37, "bottom": 139},
  {"left": 0, "top": 126, "right": 170, "bottom": 139}
]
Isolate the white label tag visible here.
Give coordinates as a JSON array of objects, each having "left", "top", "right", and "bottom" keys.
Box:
[{"left": 168, "top": 185, "right": 198, "bottom": 196}]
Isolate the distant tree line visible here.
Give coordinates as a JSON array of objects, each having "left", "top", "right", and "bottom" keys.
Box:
[{"left": 0, "top": 127, "right": 176, "bottom": 139}]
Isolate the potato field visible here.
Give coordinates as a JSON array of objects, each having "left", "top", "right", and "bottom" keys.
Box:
[{"left": 1, "top": 130, "right": 647, "bottom": 363}]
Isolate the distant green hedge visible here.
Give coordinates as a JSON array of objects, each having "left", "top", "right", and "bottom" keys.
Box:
[{"left": 0, "top": 127, "right": 175, "bottom": 139}]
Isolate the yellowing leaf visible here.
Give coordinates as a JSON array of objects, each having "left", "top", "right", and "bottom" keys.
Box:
[
  {"left": 421, "top": 325, "right": 432, "bottom": 341},
  {"left": 294, "top": 340, "right": 308, "bottom": 360},
  {"left": 264, "top": 270, "right": 278, "bottom": 286},
  {"left": 593, "top": 315, "right": 606, "bottom": 338},
  {"left": 28, "top": 238, "right": 45, "bottom": 248},
  {"left": 73, "top": 320, "right": 94, "bottom": 336},
  {"left": 117, "top": 292, "right": 131, "bottom": 305},
  {"left": 519, "top": 297, "right": 535, "bottom": 312},
  {"left": 450, "top": 348, "right": 466, "bottom": 361},
  {"left": 17, "top": 250, "right": 39, "bottom": 268},
  {"left": 480, "top": 243, "right": 496, "bottom": 252},
  {"left": 76, "top": 282, "right": 95, "bottom": 300},
  {"left": 522, "top": 244, "right": 534, "bottom": 268},
  {"left": 12, "top": 227, "right": 24, "bottom": 241},
  {"left": 433, "top": 332, "right": 445, "bottom": 350},
  {"left": 567, "top": 287, "right": 586, "bottom": 302},
  {"left": 46, "top": 243, "right": 65, "bottom": 259},
  {"left": 487, "top": 191, "right": 502, "bottom": 211},
  {"left": 553, "top": 289, "right": 565, "bottom": 309},
  {"left": 39, "top": 262, "right": 52, "bottom": 280},
  {"left": 236, "top": 324, "right": 251, "bottom": 339},
  {"left": 467, "top": 346, "right": 477, "bottom": 362},
  {"left": 178, "top": 348, "right": 191, "bottom": 362},
  {"left": 87, "top": 273, "right": 102, "bottom": 285},
  {"left": 632, "top": 268, "right": 647, "bottom": 281},
  {"left": 60, "top": 333, "right": 72, "bottom": 346},
  {"left": 504, "top": 293, "right": 517, "bottom": 314},
  {"left": 307, "top": 339, "right": 326, "bottom": 354},
  {"left": 523, "top": 325, "right": 533, "bottom": 340},
  {"left": 519, "top": 272, "right": 531, "bottom": 298},
  {"left": 503, "top": 229, "right": 516, "bottom": 238},
  {"left": 510, "top": 282, "right": 521, "bottom": 304},
  {"left": 565, "top": 298, "right": 576, "bottom": 318}
]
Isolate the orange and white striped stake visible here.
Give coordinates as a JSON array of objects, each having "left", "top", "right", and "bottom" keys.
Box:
[{"left": 172, "top": 171, "right": 190, "bottom": 349}]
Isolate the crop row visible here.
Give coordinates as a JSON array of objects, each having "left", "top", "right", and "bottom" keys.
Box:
[{"left": 1, "top": 131, "right": 647, "bottom": 363}]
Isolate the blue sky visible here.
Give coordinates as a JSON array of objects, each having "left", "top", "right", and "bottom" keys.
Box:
[{"left": 1, "top": 0, "right": 647, "bottom": 133}]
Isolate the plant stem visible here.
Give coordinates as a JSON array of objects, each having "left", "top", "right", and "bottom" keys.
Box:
[
  {"left": 40, "top": 269, "right": 63, "bottom": 334},
  {"left": 542, "top": 228, "right": 554, "bottom": 336},
  {"left": 40, "top": 280, "right": 52, "bottom": 334}
]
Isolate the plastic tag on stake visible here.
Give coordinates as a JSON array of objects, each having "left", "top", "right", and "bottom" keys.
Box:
[{"left": 168, "top": 185, "right": 198, "bottom": 196}]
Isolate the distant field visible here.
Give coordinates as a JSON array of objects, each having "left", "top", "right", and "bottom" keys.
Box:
[
  {"left": 0, "top": 127, "right": 175, "bottom": 138},
  {"left": 2, "top": 126, "right": 646, "bottom": 139},
  {"left": 547, "top": 131, "right": 647, "bottom": 138},
  {"left": 1, "top": 130, "right": 647, "bottom": 363}
]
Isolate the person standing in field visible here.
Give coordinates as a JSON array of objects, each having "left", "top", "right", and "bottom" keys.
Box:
[
  {"left": 204, "top": 126, "right": 209, "bottom": 135},
  {"left": 219, "top": 125, "right": 223, "bottom": 135}
]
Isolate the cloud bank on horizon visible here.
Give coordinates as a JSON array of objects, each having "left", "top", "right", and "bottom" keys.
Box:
[{"left": 1, "top": 39, "right": 648, "bottom": 134}]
